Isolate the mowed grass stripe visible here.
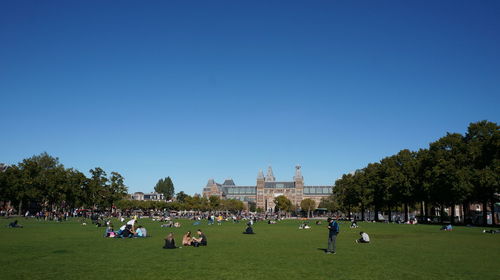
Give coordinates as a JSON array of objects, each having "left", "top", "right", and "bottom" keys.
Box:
[{"left": 0, "top": 218, "right": 499, "bottom": 280}]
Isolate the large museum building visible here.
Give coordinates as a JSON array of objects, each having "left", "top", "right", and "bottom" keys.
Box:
[{"left": 202, "top": 166, "right": 332, "bottom": 212}]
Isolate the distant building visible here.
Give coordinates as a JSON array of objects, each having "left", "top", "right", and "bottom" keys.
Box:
[
  {"left": 202, "top": 165, "right": 333, "bottom": 212},
  {"left": 131, "top": 192, "right": 165, "bottom": 201},
  {"left": 0, "top": 163, "right": 9, "bottom": 172}
]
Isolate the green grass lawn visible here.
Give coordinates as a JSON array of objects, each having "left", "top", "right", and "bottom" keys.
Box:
[{"left": 0, "top": 218, "right": 499, "bottom": 280}]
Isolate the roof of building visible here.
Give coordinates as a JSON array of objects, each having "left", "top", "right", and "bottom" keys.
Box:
[
  {"left": 265, "top": 181, "right": 295, "bottom": 188},
  {"left": 222, "top": 179, "right": 235, "bottom": 186}
]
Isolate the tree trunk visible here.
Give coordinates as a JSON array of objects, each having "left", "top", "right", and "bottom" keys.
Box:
[
  {"left": 482, "top": 201, "right": 488, "bottom": 226},
  {"left": 388, "top": 207, "right": 392, "bottom": 223},
  {"left": 462, "top": 202, "right": 468, "bottom": 225},
  {"left": 450, "top": 205, "right": 456, "bottom": 225},
  {"left": 439, "top": 205, "right": 444, "bottom": 224},
  {"left": 404, "top": 203, "right": 409, "bottom": 223},
  {"left": 490, "top": 201, "right": 496, "bottom": 226},
  {"left": 347, "top": 206, "right": 351, "bottom": 220},
  {"left": 361, "top": 203, "right": 365, "bottom": 221},
  {"left": 420, "top": 201, "right": 425, "bottom": 223},
  {"left": 18, "top": 200, "right": 23, "bottom": 216},
  {"left": 374, "top": 207, "right": 379, "bottom": 222}
]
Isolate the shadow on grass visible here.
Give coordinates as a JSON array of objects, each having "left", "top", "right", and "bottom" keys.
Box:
[{"left": 317, "top": 248, "right": 327, "bottom": 252}]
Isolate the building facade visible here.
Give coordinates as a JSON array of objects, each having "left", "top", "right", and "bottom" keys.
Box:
[
  {"left": 202, "top": 166, "right": 332, "bottom": 212},
  {"left": 130, "top": 192, "right": 165, "bottom": 201}
]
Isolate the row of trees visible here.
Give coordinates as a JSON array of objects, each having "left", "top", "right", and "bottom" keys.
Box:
[
  {"left": 0, "top": 153, "right": 128, "bottom": 215},
  {"left": 115, "top": 194, "right": 245, "bottom": 213},
  {"left": 331, "top": 120, "right": 499, "bottom": 225},
  {"left": 270, "top": 195, "right": 317, "bottom": 218}
]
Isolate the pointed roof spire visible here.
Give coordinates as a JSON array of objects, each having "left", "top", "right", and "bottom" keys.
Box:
[
  {"left": 294, "top": 165, "right": 303, "bottom": 181},
  {"left": 265, "top": 166, "right": 276, "bottom": 182},
  {"left": 257, "top": 170, "right": 265, "bottom": 180},
  {"left": 206, "top": 178, "right": 215, "bottom": 187}
]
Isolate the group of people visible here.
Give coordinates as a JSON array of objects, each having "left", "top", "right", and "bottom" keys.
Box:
[
  {"left": 161, "top": 221, "right": 181, "bottom": 228},
  {"left": 299, "top": 222, "right": 311, "bottom": 229},
  {"left": 326, "top": 217, "right": 370, "bottom": 255},
  {"left": 163, "top": 229, "right": 207, "bottom": 249},
  {"left": 104, "top": 219, "right": 148, "bottom": 238}
]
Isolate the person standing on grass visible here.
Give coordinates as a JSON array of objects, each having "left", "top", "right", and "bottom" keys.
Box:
[{"left": 326, "top": 217, "right": 339, "bottom": 254}]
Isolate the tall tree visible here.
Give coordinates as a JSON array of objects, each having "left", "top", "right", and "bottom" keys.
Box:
[
  {"left": 427, "top": 133, "right": 472, "bottom": 224},
  {"left": 465, "top": 120, "right": 500, "bottom": 225},
  {"left": 86, "top": 167, "right": 108, "bottom": 209},
  {"left": 319, "top": 196, "right": 338, "bottom": 213},
  {"left": 274, "top": 195, "right": 292, "bottom": 215},
  {"left": 208, "top": 195, "right": 221, "bottom": 211},
  {"left": 176, "top": 191, "right": 189, "bottom": 203},
  {"left": 364, "top": 163, "right": 385, "bottom": 221},
  {"left": 300, "top": 198, "right": 316, "bottom": 218},
  {"left": 333, "top": 174, "right": 358, "bottom": 220},
  {"left": 154, "top": 177, "right": 175, "bottom": 201},
  {"left": 106, "top": 172, "right": 127, "bottom": 209}
]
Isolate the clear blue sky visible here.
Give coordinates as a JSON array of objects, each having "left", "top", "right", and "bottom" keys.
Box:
[{"left": 1, "top": 1, "right": 499, "bottom": 194}]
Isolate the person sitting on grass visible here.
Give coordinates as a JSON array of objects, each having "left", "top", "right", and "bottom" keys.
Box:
[
  {"left": 192, "top": 229, "right": 207, "bottom": 247},
  {"left": 182, "top": 231, "right": 193, "bottom": 246},
  {"left": 350, "top": 220, "right": 358, "bottom": 228},
  {"left": 120, "top": 224, "right": 134, "bottom": 238},
  {"left": 163, "top": 233, "right": 177, "bottom": 249},
  {"left": 8, "top": 220, "right": 23, "bottom": 228},
  {"left": 117, "top": 224, "right": 126, "bottom": 236},
  {"left": 135, "top": 225, "right": 146, "bottom": 237},
  {"left": 356, "top": 232, "right": 370, "bottom": 243},
  {"left": 243, "top": 223, "right": 255, "bottom": 234},
  {"left": 104, "top": 226, "right": 114, "bottom": 237}
]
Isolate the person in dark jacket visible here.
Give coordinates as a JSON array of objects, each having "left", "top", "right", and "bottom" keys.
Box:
[
  {"left": 8, "top": 220, "right": 23, "bottom": 228},
  {"left": 243, "top": 223, "right": 255, "bottom": 234},
  {"left": 326, "top": 217, "right": 339, "bottom": 254},
  {"left": 163, "top": 233, "right": 177, "bottom": 249}
]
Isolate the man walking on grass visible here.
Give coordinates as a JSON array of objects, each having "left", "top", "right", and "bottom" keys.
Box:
[{"left": 326, "top": 217, "right": 339, "bottom": 254}]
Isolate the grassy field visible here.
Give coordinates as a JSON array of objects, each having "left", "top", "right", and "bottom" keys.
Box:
[{"left": 0, "top": 218, "right": 499, "bottom": 280}]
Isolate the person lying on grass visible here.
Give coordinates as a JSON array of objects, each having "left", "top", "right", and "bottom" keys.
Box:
[
  {"left": 8, "top": 220, "right": 23, "bottom": 228},
  {"left": 182, "top": 231, "right": 193, "bottom": 246},
  {"left": 356, "top": 232, "right": 370, "bottom": 243},
  {"left": 440, "top": 224, "right": 453, "bottom": 231},
  {"left": 163, "top": 233, "right": 178, "bottom": 249},
  {"left": 192, "top": 229, "right": 207, "bottom": 247},
  {"left": 299, "top": 222, "right": 310, "bottom": 229}
]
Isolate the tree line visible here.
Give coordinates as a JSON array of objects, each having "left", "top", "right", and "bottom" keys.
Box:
[
  {"left": 328, "top": 120, "right": 499, "bottom": 225},
  {"left": 0, "top": 152, "right": 128, "bottom": 215},
  {"left": 115, "top": 193, "right": 246, "bottom": 213}
]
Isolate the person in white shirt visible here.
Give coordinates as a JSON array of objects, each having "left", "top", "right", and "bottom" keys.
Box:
[{"left": 356, "top": 232, "right": 370, "bottom": 243}]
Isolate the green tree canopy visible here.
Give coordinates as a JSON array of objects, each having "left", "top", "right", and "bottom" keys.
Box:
[{"left": 154, "top": 176, "right": 175, "bottom": 201}]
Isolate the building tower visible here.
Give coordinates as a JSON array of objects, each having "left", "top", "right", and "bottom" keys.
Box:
[
  {"left": 293, "top": 165, "right": 304, "bottom": 206},
  {"left": 256, "top": 170, "right": 265, "bottom": 209},
  {"left": 265, "top": 166, "right": 276, "bottom": 182}
]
